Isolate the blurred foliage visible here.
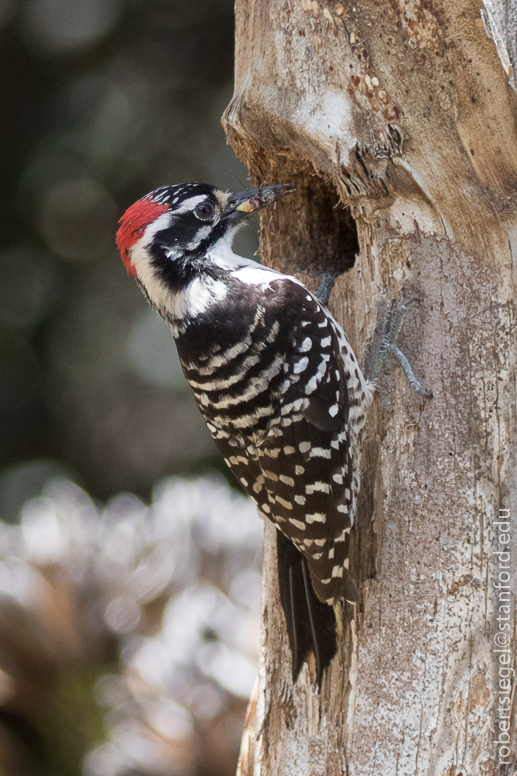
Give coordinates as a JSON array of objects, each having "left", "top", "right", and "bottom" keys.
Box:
[
  {"left": 0, "top": 0, "right": 258, "bottom": 517},
  {"left": 0, "top": 3, "right": 265, "bottom": 774},
  {"left": 0, "top": 476, "right": 262, "bottom": 776}
]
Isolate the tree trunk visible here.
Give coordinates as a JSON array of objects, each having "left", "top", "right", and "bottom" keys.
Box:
[{"left": 223, "top": 1, "right": 517, "bottom": 774}]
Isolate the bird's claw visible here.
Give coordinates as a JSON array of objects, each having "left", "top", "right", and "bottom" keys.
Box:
[{"left": 369, "top": 299, "right": 433, "bottom": 399}]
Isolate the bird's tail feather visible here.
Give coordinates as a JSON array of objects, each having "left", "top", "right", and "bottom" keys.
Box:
[{"left": 276, "top": 531, "right": 337, "bottom": 686}]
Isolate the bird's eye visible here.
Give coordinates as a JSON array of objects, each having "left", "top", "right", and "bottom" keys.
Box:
[{"left": 194, "top": 201, "right": 215, "bottom": 220}]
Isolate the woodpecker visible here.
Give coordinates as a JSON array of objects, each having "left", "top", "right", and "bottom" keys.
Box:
[{"left": 116, "top": 182, "right": 427, "bottom": 685}]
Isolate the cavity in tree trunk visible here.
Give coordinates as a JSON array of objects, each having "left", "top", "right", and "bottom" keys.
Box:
[{"left": 223, "top": 0, "right": 517, "bottom": 774}]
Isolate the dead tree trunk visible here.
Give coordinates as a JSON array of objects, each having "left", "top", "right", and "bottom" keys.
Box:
[{"left": 223, "top": 1, "right": 517, "bottom": 773}]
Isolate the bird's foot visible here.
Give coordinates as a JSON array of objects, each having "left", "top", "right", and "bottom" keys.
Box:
[
  {"left": 315, "top": 272, "right": 341, "bottom": 306},
  {"left": 369, "top": 299, "right": 433, "bottom": 399}
]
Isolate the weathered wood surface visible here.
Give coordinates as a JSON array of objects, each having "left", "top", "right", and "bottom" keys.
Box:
[{"left": 223, "top": 1, "right": 517, "bottom": 774}]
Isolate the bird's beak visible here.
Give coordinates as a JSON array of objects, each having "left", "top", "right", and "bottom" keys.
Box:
[{"left": 223, "top": 183, "right": 294, "bottom": 223}]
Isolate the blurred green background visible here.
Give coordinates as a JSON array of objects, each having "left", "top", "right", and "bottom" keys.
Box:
[
  {"left": 0, "top": 3, "right": 264, "bottom": 775},
  {"left": 0, "top": 0, "right": 258, "bottom": 522}
]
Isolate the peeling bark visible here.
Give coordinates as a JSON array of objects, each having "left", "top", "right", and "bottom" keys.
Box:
[{"left": 224, "top": 1, "right": 517, "bottom": 774}]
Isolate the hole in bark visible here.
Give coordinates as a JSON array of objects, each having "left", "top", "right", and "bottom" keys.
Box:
[
  {"left": 258, "top": 167, "right": 359, "bottom": 280},
  {"left": 301, "top": 176, "right": 359, "bottom": 276}
]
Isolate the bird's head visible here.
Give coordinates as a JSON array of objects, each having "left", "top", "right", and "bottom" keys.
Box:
[{"left": 116, "top": 182, "right": 293, "bottom": 288}]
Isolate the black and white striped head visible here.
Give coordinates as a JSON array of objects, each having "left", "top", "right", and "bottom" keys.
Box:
[{"left": 116, "top": 182, "right": 293, "bottom": 291}]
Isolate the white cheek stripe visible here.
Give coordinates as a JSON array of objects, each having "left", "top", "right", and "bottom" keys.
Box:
[
  {"left": 185, "top": 224, "right": 211, "bottom": 251},
  {"left": 131, "top": 234, "right": 229, "bottom": 326},
  {"left": 141, "top": 212, "right": 173, "bottom": 245}
]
